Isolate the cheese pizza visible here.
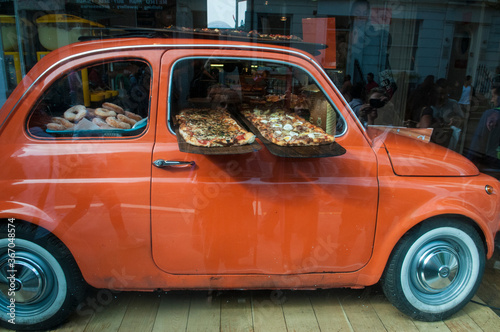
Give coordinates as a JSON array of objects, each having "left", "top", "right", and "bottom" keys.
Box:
[{"left": 242, "top": 108, "right": 334, "bottom": 146}]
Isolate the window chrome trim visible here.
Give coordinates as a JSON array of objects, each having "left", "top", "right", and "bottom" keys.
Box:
[
  {"left": 167, "top": 55, "right": 347, "bottom": 137},
  {"left": 23, "top": 58, "right": 152, "bottom": 140}
]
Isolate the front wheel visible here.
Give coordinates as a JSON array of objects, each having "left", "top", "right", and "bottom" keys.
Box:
[
  {"left": 381, "top": 219, "right": 485, "bottom": 321},
  {"left": 0, "top": 221, "right": 86, "bottom": 331}
]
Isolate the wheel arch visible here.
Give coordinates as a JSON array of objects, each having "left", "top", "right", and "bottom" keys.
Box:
[
  {"left": 358, "top": 212, "right": 490, "bottom": 286},
  {"left": 0, "top": 201, "right": 58, "bottom": 234},
  {"left": 0, "top": 215, "right": 86, "bottom": 285},
  {"left": 0, "top": 217, "right": 79, "bottom": 265},
  {"left": 402, "top": 214, "right": 487, "bottom": 253}
]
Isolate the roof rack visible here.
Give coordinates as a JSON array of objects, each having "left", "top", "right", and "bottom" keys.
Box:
[{"left": 79, "top": 26, "right": 327, "bottom": 56}]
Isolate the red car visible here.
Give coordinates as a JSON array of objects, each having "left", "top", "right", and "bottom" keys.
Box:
[{"left": 0, "top": 35, "right": 499, "bottom": 330}]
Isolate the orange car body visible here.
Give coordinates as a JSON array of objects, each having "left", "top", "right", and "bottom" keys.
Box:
[{"left": 1, "top": 38, "right": 499, "bottom": 292}]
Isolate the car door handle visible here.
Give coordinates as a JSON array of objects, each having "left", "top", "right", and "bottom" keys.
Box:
[{"left": 153, "top": 159, "right": 196, "bottom": 168}]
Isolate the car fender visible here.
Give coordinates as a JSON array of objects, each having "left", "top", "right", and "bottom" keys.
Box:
[{"left": 357, "top": 188, "right": 498, "bottom": 286}]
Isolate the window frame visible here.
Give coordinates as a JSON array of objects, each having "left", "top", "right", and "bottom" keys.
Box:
[
  {"left": 25, "top": 58, "right": 153, "bottom": 141},
  {"left": 167, "top": 55, "right": 348, "bottom": 138}
]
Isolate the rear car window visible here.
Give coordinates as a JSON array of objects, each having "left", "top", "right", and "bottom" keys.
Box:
[{"left": 27, "top": 60, "right": 151, "bottom": 139}]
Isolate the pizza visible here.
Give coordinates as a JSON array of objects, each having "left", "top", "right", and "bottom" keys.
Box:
[
  {"left": 176, "top": 108, "right": 255, "bottom": 147},
  {"left": 242, "top": 108, "right": 335, "bottom": 146}
]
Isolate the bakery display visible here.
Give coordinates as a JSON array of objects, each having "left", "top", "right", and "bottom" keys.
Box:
[
  {"left": 176, "top": 108, "right": 255, "bottom": 147},
  {"left": 46, "top": 103, "right": 143, "bottom": 133},
  {"left": 241, "top": 108, "right": 334, "bottom": 146}
]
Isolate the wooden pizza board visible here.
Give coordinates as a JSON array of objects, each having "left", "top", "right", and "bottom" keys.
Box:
[{"left": 175, "top": 127, "right": 262, "bottom": 155}]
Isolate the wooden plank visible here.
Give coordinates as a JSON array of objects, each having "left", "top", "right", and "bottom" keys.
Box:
[
  {"left": 152, "top": 291, "right": 191, "bottom": 332},
  {"left": 369, "top": 292, "right": 419, "bottom": 332},
  {"left": 220, "top": 291, "right": 253, "bottom": 332},
  {"left": 251, "top": 290, "right": 287, "bottom": 332},
  {"left": 48, "top": 310, "right": 91, "bottom": 332},
  {"left": 118, "top": 292, "right": 161, "bottom": 332},
  {"left": 476, "top": 254, "right": 500, "bottom": 317},
  {"left": 83, "top": 290, "right": 132, "bottom": 332},
  {"left": 443, "top": 309, "right": 482, "bottom": 332},
  {"left": 281, "top": 291, "right": 320, "bottom": 331},
  {"left": 337, "top": 288, "right": 386, "bottom": 332},
  {"left": 47, "top": 288, "right": 111, "bottom": 332},
  {"left": 175, "top": 126, "right": 262, "bottom": 155},
  {"left": 412, "top": 320, "right": 451, "bottom": 332},
  {"left": 462, "top": 296, "right": 500, "bottom": 332},
  {"left": 186, "top": 291, "right": 221, "bottom": 332},
  {"left": 309, "top": 289, "right": 353, "bottom": 332}
]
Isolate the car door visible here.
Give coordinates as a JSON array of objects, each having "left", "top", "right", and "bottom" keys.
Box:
[{"left": 151, "top": 48, "right": 378, "bottom": 275}]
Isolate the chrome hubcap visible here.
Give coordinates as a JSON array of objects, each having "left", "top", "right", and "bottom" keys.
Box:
[
  {"left": 0, "top": 237, "right": 68, "bottom": 324},
  {"left": 0, "top": 257, "right": 48, "bottom": 304},
  {"left": 415, "top": 243, "right": 460, "bottom": 293},
  {"left": 0, "top": 242, "right": 61, "bottom": 320}
]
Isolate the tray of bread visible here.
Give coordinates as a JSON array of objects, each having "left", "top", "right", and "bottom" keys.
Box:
[{"left": 45, "top": 103, "right": 146, "bottom": 137}]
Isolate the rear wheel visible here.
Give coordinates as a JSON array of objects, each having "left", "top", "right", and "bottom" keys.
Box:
[
  {"left": 0, "top": 221, "right": 86, "bottom": 331},
  {"left": 381, "top": 219, "right": 485, "bottom": 321}
]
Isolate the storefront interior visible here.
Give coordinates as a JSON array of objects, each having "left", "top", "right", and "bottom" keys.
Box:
[{"left": 1, "top": 0, "right": 500, "bottom": 172}]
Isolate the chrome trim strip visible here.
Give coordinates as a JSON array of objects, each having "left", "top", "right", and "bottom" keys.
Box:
[{"left": 167, "top": 55, "right": 347, "bottom": 137}]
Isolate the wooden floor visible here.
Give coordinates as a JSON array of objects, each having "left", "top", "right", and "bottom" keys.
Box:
[{"left": 3, "top": 249, "right": 500, "bottom": 332}]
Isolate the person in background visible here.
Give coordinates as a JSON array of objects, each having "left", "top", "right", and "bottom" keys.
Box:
[
  {"left": 457, "top": 75, "right": 474, "bottom": 152},
  {"left": 381, "top": 79, "right": 394, "bottom": 100},
  {"left": 341, "top": 74, "right": 353, "bottom": 102},
  {"left": 458, "top": 75, "right": 473, "bottom": 114},
  {"left": 492, "top": 66, "right": 500, "bottom": 89},
  {"left": 155, "top": 5, "right": 176, "bottom": 28},
  {"left": 365, "top": 72, "right": 379, "bottom": 94},
  {"left": 407, "top": 75, "right": 435, "bottom": 126},
  {"left": 467, "top": 87, "right": 500, "bottom": 169},
  {"left": 419, "top": 78, "right": 464, "bottom": 151},
  {"left": 349, "top": 82, "right": 365, "bottom": 117},
  {"left": 357, "top": 87, "right": 389, "bottom": 127}
]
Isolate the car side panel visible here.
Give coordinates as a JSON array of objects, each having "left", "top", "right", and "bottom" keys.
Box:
[{"left": 0, "top": 49, "right": 163, "bottom": 286}]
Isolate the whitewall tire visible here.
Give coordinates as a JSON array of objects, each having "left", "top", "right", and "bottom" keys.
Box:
[
  {"left": 0, "top": 222, "right": 86, "bottom": 331},
  {"left": 381, "top": 219, "right": 485, "bottom": 321}
]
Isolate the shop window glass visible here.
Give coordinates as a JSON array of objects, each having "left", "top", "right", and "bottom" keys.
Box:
[
  {"left": 27, "top": 60, "right": 150, "bottom": 139},
  {"left": 169, "top": 57, "right": 345, "bottom": 136}
]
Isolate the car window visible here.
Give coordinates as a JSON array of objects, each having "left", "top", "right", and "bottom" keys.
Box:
[
  {"left": 168, "top": 57, "right": 346, "bottom": 136},
  {"left": 27, "top": 60, "right": 151, "bottom": 139}
]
